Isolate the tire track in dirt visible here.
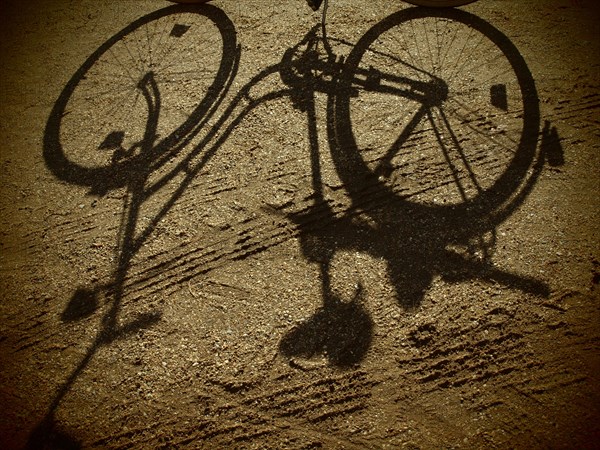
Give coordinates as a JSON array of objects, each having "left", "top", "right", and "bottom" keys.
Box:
[
  {"left": 544, "top": 92, "right": 600, "bottom": 133},
  {"left": 121, "top": 218, "right": 296, "bottom": 301},
  {"left": 379, "top": 286, "right": 599, "bottom": 447},
  {"left": 1, "top": 205, "right": 120, "bottom": 354},
  {"left": 2, "top": 161, "right": 312, "bottom": 354},
  {"left": 89, "top": 370, "right": 380, "bottom": 449}
]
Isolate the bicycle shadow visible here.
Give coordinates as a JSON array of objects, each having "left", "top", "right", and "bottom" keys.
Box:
[{"left": 33, "top": 3, "right": 556, "bottom": 447}]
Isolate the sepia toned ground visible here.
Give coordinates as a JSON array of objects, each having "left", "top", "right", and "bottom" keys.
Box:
[{"left": 0, "top": 0, "right": 599, "bottom": 448}]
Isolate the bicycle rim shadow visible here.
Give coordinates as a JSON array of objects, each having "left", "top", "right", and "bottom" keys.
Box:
[{"left": 279, "top": 7, "right": 552, "bottom": 368}]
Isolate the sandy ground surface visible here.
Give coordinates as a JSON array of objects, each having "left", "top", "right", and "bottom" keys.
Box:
[{"left": 1, "top": 0, "right": 599, "bottom": 448}]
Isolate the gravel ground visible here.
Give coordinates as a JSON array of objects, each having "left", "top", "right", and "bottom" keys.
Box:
[{"left": 1, "top": 0, "right": 599, "bottom": 448}]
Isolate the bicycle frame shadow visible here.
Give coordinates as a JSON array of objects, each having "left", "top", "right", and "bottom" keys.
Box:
[{"left": 33, "top": 3, "right": 553, "bottom": 447}]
